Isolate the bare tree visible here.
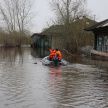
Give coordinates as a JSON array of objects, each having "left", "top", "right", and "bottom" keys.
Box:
[
  {"left": 49, "top": 0, "right": 94, "bottom": 54},
  {"left": 50, "top": 0, "right": 87, "bottom": 24},
  {"left": 0, "top": 0, "right": 35, "bottom": 46}
]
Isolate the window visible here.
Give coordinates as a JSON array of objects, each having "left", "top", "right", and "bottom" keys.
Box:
[
  {"left": 98, "top": 36, "right": 102, "bottom": 51},
  {"left": 104, "top": 35, "right": 108, "bottom": 52}
]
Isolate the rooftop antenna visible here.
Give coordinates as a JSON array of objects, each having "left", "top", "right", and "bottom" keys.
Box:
[{"left": 94, "top": 15, "right": 96, "bottom": 21}]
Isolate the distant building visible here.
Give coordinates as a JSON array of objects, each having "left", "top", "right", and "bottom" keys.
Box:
[
  {"left": 31, "top": 33, "right": 51, "bottom": 48},
  {"left": 85, "top": 19, "right": 108, "bottom": 60},
  {"left": 41, "top": 25, "right": 65, "bottom": 49},
  {"left": 31, "top": 18, "right": 96, "bottom": 51},
  {"left": 41, "top": 18, "right": 96, "bottom": 50}
]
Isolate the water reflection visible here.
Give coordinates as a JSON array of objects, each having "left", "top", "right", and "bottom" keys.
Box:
[
  {"left": 63, "top": 54, "right": 108, "bottom": 70},
  {"left": 31, "top": 47, "right": 49, "bottom": 58},
  {"left": 48, "top": 64, "right": 108, "bottom": 108},
  {"left": 48, "top": 66, "right": 61, "bottom": 92},
  {"left": 0, "top": 47, "right": 29, "bottom": 67},
  {"left": 0, "top": 47, "right": 107, "bottom": 108},
  {"left": 0, "top": 47, "right": 34, "bottom": 108}
]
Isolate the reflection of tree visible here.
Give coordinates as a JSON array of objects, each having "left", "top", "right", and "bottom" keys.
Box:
[
  {"left": 48, "top": 66, "right": 61, "bottom": 92},
  {"left": 0, "top": 48, "right": 24, "bottom": 66},
  {"left": 0, "top": 47, "right": 31, "bottom": 104}
]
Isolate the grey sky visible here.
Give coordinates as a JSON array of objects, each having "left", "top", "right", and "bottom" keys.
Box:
[
  {"left": 32, "top": 0, "right": 108, "bottom": 33},
  {"left": 87, "top": 0, "right": 108, "bottom": 21}
]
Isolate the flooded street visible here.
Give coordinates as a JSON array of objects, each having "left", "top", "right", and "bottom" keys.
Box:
[{"left": 0, "top": 47, "right": 108, "bottom": 108}]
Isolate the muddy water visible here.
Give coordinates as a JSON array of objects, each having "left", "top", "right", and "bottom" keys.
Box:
[{"left": 0, "top": 47, "right": 107, "bottom": 108}]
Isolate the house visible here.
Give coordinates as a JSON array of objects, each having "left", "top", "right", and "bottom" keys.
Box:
[
  {"left": 31, "top": 33, "right": 51, "bottom": 48},
  {"left": 41, "top": 18, "right": 96, "bottom": 51},
  {"left": 31, "top": 17, "right": 96, "bottom": 51},
  {"left": 41, "top": 25, "right": 65, "bottom": 49},
  {"left": 84, "top": 19, "right": 108, "bottom": 60}
]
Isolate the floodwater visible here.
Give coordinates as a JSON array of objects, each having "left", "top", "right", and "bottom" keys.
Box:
[{"left": 0, "top": 47, "right": 108, "bottom": 108}]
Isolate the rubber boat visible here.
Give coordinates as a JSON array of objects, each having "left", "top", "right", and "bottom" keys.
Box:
[{"left": 41, "top": 56, "right": 69, "bottom": 66}]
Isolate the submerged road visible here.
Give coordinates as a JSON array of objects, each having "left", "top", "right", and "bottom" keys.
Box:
[{"left": 0, "top": 47, "right": 107, "bottom": 108}]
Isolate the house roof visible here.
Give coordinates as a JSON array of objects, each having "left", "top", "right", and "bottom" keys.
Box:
[
  {"left": 31, "top": 33, "right": 46, "bottom": 38},
  {"left": 40, "top": 25, "right": 64, "bottom": 36},
  {"left": 41, "top": 18, "right": 96, "bottom": 35},
  {"left": 84, "top": 19, "right": 108, "bottom": 31}
]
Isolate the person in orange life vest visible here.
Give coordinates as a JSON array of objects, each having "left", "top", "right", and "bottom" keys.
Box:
[
  {"left": 55, "top": 49, "right": 62, "bottom": 61},
  {"left": 49, "top": 48, "right": 56, "bottom": 61}
]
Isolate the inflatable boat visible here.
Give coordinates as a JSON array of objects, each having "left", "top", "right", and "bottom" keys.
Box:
[{"left": 41, "top": 56, "right": 69, "bottom": 66}]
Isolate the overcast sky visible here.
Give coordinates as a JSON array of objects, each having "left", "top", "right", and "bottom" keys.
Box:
[{"left": 31, "top": 0, "right": 108, "bottom": 33}]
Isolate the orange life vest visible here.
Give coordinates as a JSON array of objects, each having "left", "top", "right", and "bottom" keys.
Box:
[
  {"left": 49, "top": 49, "right": 56, "bottom": 58},
  {"left": 56, "top": 50, "right": 62, "bottom": 60}
]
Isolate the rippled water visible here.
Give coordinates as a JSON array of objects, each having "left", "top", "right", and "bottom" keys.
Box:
[{"left": 0, "top": 47, "right": 108, "bottom": 108}]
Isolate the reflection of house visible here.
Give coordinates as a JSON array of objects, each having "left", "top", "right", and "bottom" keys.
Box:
[
  {"left": 31, "top": 48, "right": 49, "bottom": 58},
  {"left": 85, "top": 19, "right": 108, "bottom": 59},
  {"left": 31, "top": 33, "right": 51, "bottom": 48}
]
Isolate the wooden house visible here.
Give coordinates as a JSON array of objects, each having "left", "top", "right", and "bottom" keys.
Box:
[
  {"left": 31, "top": 33, "right": 51, "bottom": 48},
  {"left": 85, "top": 19, "right": 108, "bottom": 60}
]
